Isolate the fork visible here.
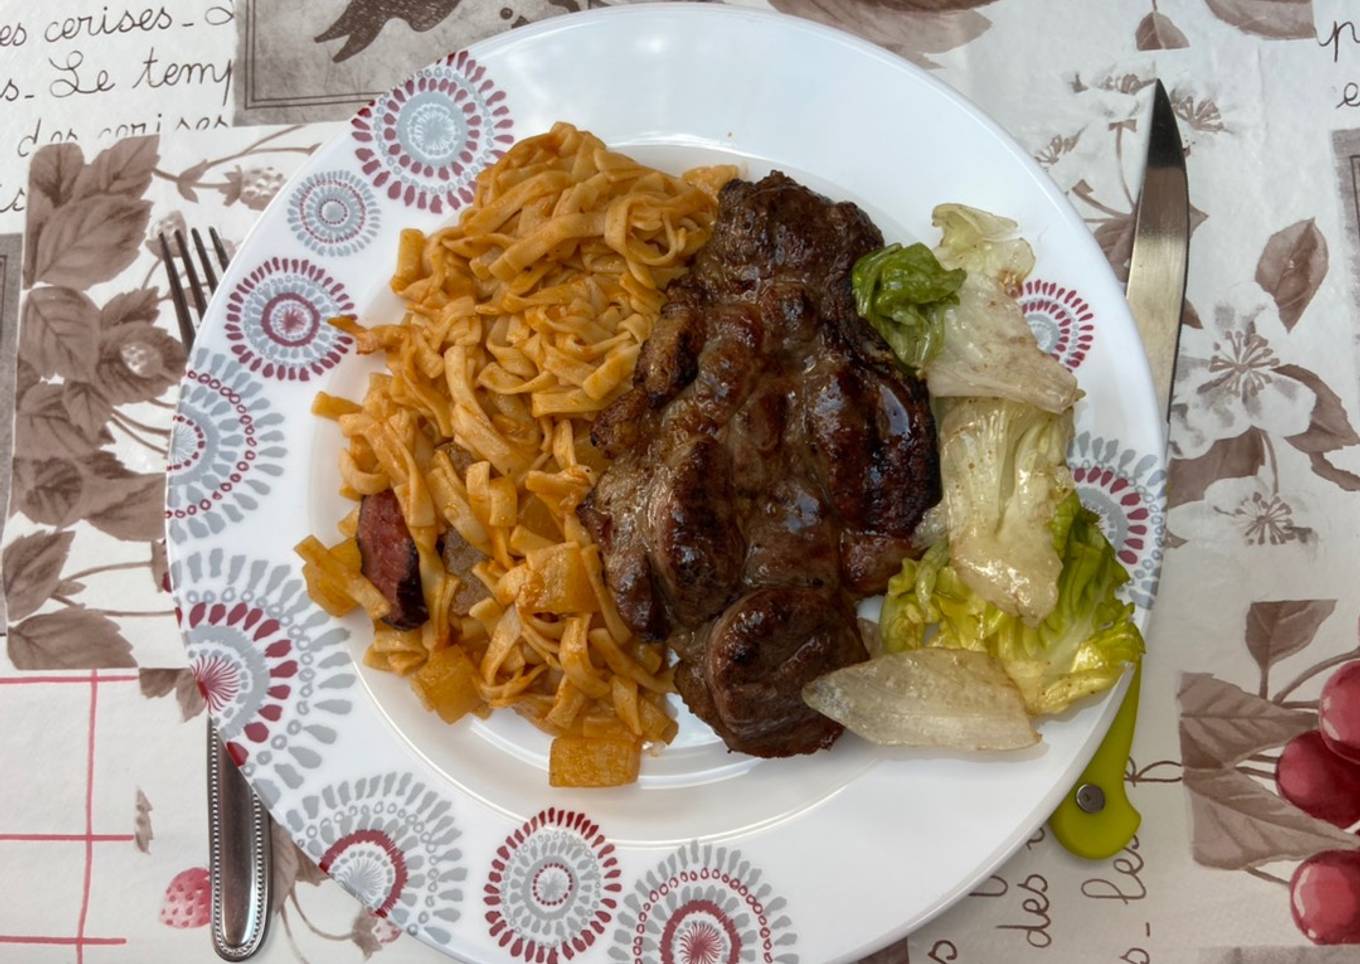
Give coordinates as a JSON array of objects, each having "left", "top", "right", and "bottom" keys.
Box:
[{"left": 161, "top": 228, "right": 274, "bottom": 961}]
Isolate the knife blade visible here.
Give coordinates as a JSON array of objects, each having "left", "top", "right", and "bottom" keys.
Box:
[{"left": 1049, "top": 79, "right": 1188, "bottom": 860}]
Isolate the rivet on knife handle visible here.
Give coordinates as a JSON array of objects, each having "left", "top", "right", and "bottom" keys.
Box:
[
  {"left": 1050, "top": 663, "right": 1142, "bottom": 860},
  {"left": 208, "top": 721, "right": 272, "bottom": 960}
]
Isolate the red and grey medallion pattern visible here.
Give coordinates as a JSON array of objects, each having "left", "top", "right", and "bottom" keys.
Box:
[
  {"left": 609, "top": 841, "right": 799, "bottom": 964},
  {"left": 485, "top": 808, "right": 620, "bottom": 962},
  {"left": 286, "top": 168, "right": 382, "bottom": 258},
  {"left": 1020, "top": 278, "right": 1095, "bottom": 371},
  {"left": 1069, "top": 431, "right": 1167, "bottom": 610},
  {"left": 166, "top": 349, "right": 286, "bottom": 543},
  {"left": 223, "top": 256, "right": 355, "bottom": 381},
  {"left": 170, "top": 550, "right": 355, "bottom": 805},
  {"left": 352, "top": 50, "right": 514, "bottom": 213},
  {"left": 279, "top": 772, "right": 464, "bottom": 945}
]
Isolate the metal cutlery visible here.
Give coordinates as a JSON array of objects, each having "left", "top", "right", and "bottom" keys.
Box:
[
  {"left": 1050, "top": 79, "right": 1189, "bottom": 860},
  {"left": 161, "top": 228, "right": 274, "bottom": 960}
]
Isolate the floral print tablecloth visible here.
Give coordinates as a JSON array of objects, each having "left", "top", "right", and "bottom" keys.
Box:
[{"left": 4, "top": 2, "right": 1360, "bottom": 962}]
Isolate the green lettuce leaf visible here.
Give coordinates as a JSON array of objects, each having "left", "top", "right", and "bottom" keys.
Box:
[
  {"left": 851, "top": 242, "right": 965, "bottom": 369},
  {"left": 881, "top": 492, "right": 1144, "bottom": 716}
]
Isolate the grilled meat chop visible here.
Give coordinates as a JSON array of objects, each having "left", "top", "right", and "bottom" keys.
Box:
[{"left": 578, "top": 172, "right": 941, "bottom": 756}]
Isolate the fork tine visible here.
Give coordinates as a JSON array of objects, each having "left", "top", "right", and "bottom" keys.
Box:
[
  {"left": 175, "top": 229, "right": 208, "bottom": 316},
  {"left": 160, "top": 233, "right": 197, "bottom": 350},
  {"left": 190, "top": 228, "right": 219, "bottom": 295},
  {"left": 209, "top": 228, "right": 231, "bottom": 270}
]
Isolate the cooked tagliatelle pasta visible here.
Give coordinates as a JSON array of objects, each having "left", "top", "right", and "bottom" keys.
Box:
[{"left": 297, "top": 122, "right": 736, "bottom": 786}]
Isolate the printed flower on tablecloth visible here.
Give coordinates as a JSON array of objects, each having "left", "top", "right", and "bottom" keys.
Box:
[
  {"left": 1168, "top": 473, "right": 1312, "bottom": 548},
  {"left": 280, "top": 772, "right": 465, "bottom": 946},
  {"left": 610, "top": 840, "right": 799, "bottom": 964},
  {"left": 1166, "top": 220, "right": 1360, "bottom": 535},
  {"left": 170, "top": 550, "right": 355, "bottom": 804},
  {"left": 1170, "top": 284, "right": 1314, "bottom": 461},
  {"left": 485, "top": 808, "right": 620, "bottom": 962},
  {"left": 1034, "top": 67, "right": 1218, "bottom": 282}
]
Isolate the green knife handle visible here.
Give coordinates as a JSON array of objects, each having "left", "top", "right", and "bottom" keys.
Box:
[{"left": 1049, "top": 663, "right": 1141, "bottom": 860}]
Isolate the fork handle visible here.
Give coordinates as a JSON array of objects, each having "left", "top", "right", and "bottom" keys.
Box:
[{"left": 208, "top": 721, "right": 272, "bottom": 960}]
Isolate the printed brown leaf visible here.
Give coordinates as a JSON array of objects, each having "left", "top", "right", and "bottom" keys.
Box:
[
  {"left": 1094, "top": 214, "right": 1135, "bottom": 281},
  {"left": 61, "top": 381, "right": 113, "bottom": 440},
  {"left": 1177, "top": 673, "right": 1315, "bottom": 769},
  {"left": 151, "top": 540, "right": 169, "bottom": 593},
  {"left": 139, "top": 668, "right": 204, "bottom": 720},
  {"left": 1184, "top": 766, "right": 1357, "bottom": 869},
  {"left": 1303, "top": 451, "right": 1360, "bottom": 492},
  {"left": 173, "top": 160, "right": 211, "bottom": 203},
  {"left": 21, "top": 286, "right": 100, "bottom": 380},
  {"left": 768, "top": 0, "right": 995, "bottom": 68},
  {"left": 1255, "top": 219, "right": 1327, "bottom": 330},
  {"left": 11, "top": 458, "right": 85, "bottom": 527},
  {"left": 1166, "top": 427, "right": 1267, "bottom": 508},
  {"left": 2, "top": 529, "right": 76, "bottom": 622},
  {"left": 138, "top": 667, "right": 180, "bottom": 698},
  {"left": 1136, "top": 11, "right": 1189, "bottom": 49},
  {"left": 85, "top": 472, "right": 165, "bottom": 542},
  {"left": 72, "top": 137, "right": 158, "bottom": 201},
  {"left": 134, "top": 788, "right": 153, "bottom": 854},
  {"left": 1204, "top": 0, "right": 1315, "bottom": 40},
  {"left": 100, "top": 288, "right": 161, "bottom": 329},
  {"left": 1245, "top": 600, "right": 1336, "bottom": 674},
  {"left": 1274, "top": 364, "right": 1359, "bottom": 453},
  {"left": 8, "top": 606, "right": 135, "bottom": 669},
  {"left": 15, "top": 383, "right": 112, "bottom": 460},
  {"left": 29, "top": 142, "right": 85, "bottom": 209},
  {"left": 32, "top": 194, "right": 151, "bottom": 289},
  {"left": 175, "top": 670, "right": 205, "bottom": 720}
]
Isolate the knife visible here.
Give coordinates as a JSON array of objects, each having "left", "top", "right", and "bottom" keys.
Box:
[{"left": 1049, "top": 79, "right": 1188, "bottom": 860}]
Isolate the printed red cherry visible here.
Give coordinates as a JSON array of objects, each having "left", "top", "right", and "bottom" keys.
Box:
[
  {"left": 1275, "top": 731, "right": 1360, "bottom": 828},
  {"left": 1291, "top": 850, "right": 1360, "bottom": 944},
  {"left": 1320, "top": 661, "right": 1360, "bottom": 765}
]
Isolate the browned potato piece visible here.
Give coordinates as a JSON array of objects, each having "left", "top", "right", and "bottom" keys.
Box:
[
  {"left": 581, "top": 716, "right": 634, "bottom": 740},
  {"left": 549, "top": 735, "right": 641, "bottom": 787},
  {"left": 301, "top": 563, "right": 358, "bottom": 617},
  {"left": 523, "top": 544, "right": 598, "bottom": 613},
  {"left": 410, "top": 648, "right": 482, "bottom": 724}
]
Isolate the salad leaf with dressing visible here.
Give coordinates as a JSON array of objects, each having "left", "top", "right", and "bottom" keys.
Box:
[
  {"left": 880, "top": 493, "right": 1144, "bottom": 716},
  {"left": 936, "top": 397, "right": 1074, "bottom": 623}
]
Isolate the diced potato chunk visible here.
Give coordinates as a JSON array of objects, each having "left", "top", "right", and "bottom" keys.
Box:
[
  {"left": 581, "top": 716, "right": 634, "bottom": 740},
  {"left": 302, "top": 562, "right": 358, "bottom": 617},
  {"left": 522, "top": 543, "right": 597, "bottom": 613},
  {"left": 549, "top": 735, "right": 640, "bottom": 787},
  {"left": 410, "top": 647, "right": 482, "bottom": 724}
]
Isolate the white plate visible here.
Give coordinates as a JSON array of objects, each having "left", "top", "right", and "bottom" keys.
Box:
[{"left": 166, "top": 5, "right": 1167, "bottom": 961}]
